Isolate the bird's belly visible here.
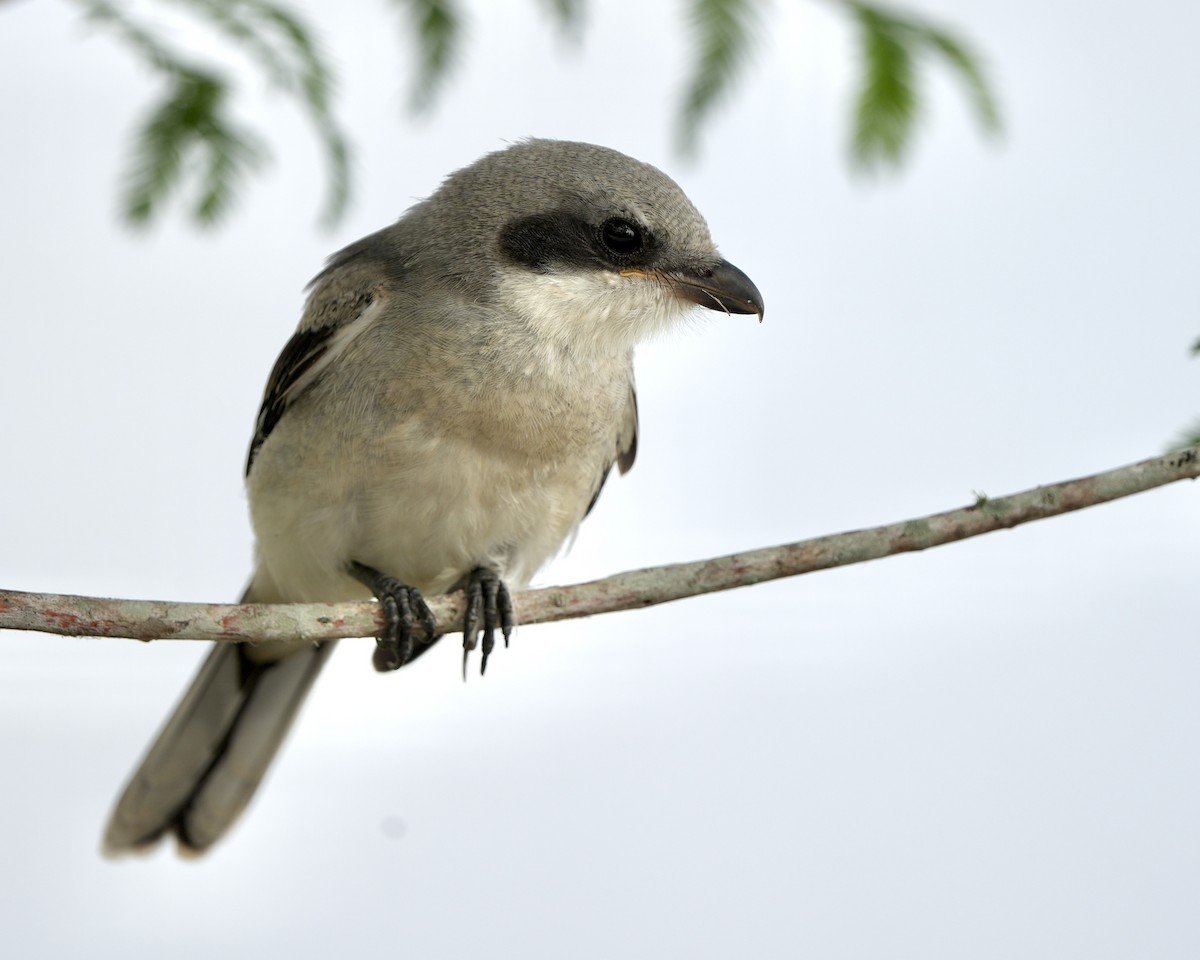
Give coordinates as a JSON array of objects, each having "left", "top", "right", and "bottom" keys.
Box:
[{"left": 246, "top": 419, "right": 600, "bottom": 603}]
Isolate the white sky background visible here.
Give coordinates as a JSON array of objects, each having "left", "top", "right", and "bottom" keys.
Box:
[{"left": 2, "top": 0, "right": 1198, "bottom": 955}]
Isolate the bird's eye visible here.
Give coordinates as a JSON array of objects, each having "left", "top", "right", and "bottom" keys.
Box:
[{"left": 599, "top": 218, "right": 644, "bottom": 258}]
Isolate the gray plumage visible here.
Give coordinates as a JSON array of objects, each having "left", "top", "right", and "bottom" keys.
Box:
[{"left": 103, "top": 139, "right": 763, "bottom": 856}]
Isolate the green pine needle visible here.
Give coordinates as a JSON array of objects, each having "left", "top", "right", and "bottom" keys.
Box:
[
  {"left": 77, "top": 0, "right": 346, "bottom": 227},
  {"left": 1168, "top": 422, "right": 1200, "bottom": 451},
  {"left": 678, "top": 0, "right": 760, "bottom": 155},
  {"left": 238, "top": 0, "right": 351, "bottom": 223},
  {"left": 538, "top": 0, "right": 585, "bottom": 38},
  {"left": 923, "top": 25, "right": 1001, "bottom": 135},
  {"left": 170, "top": 0, "right": 351, "bottom": 223},
  {"left": 400, "top": 0, "right": 461, "bottom": 113},
  {"left": 1168, "top": 340, "right": 1199, "bottom": 449},
  {"left": 123, "top": 70, "right": 267, "bottom": 227},
  {"left": 847, "top": 1, "right": 1002, "bottom": 172},
  {"left": 851, "top": 5, "right": 917, "bottom": 169}
]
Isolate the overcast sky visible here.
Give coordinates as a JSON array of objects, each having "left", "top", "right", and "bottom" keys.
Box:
[{"left": 2, "top": 0, "right": 1198, "bottom": 956}]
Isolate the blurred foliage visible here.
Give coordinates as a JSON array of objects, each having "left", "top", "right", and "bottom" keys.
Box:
[
  {"left": 845, "top": 1, "right": 1000, "bottom": 170},
  {"left": 75, "top": 0, "right": 349, "bottom": 226},
  {"left": 395, "top": 0, "right": 460, "bottom": 112},
  {"left": 58, "top": 0, "right": 1000, "bottom": 227},
  {"left": 1172, "top": 338, "right": 1200, "bottom": 449},
  {"left": 537, "top": 0, "right": 585, "bottom": 37},
  {"left": 677, "top": 0, "right": 761, "bottom": 154},
  {"left": 1174, "top": 425, "right": 1200, "bottom": 450}
]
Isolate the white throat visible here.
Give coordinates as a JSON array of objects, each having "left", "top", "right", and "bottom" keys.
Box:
[{"left": 495, "top": 266, "right": 690, "bottom": 359}]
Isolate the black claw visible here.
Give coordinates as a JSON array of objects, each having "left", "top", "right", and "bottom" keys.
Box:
[
  {"left": 394, "top": 588, "right": 418, "bottom": 667},
  {"left": 497, "top": 585, "right": 515, "bottom": 649},
  {"left": 348, "top": 561, "right": 438, "bottom": 673},
  {"left": 378, "top": 592, "right": 405, "bottom": 669},
  {"left": 460, "top": 567, "right": 514, "bottom": 678},
  {"left": 462, "top": 581, "right": 482, "bottom": 655}
]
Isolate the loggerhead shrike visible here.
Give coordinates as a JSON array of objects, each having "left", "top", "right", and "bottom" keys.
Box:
[{"left": 103, "top": 139, "right": 764, "bottom": 855}]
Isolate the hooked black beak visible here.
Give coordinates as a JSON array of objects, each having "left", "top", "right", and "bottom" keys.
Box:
[{"left": 667, "top": 259, "right": 765, "bottom": 321}]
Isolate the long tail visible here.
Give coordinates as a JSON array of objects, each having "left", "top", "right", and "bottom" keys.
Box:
[{"left": 103, "top": 639, "right": 335, "bottom": 856}]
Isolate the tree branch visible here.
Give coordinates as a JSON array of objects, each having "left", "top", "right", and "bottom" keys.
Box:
[{"left": 2, "top": 446, "right": 1196, "bottom": 644}]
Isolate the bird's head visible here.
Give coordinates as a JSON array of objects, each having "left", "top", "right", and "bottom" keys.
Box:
[{"left": 420, "top": 139, "right": 764, "bottom": 354}]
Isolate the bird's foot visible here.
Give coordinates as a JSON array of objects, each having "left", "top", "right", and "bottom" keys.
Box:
[
  {"left": 348, "top": 561, "right": 439, "bottom": 672},
  {"left": 461, "top": 566, "right": 514, "bottom": 678}
]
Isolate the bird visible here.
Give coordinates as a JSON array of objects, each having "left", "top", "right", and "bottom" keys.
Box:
[{"left": 103, "top": 139, "right": 764, "bottom": 856}]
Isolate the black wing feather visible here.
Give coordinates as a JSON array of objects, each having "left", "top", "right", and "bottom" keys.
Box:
[{"left": 245, "top": 236, "right": 391, "bottom": 477}]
